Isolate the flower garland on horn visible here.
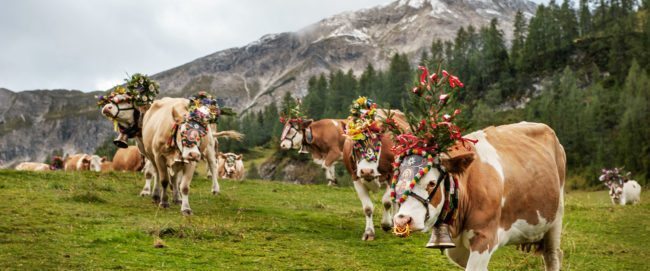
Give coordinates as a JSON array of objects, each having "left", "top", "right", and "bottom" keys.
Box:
[
  {"left": 599, "top": 168, "right": 631, "bottom": 188},
  {"left": 279, "top": 98, "right": 308, "bottom": 127},
  {"left": 383, "top": 65, "right": 475, "bottom": 228},
  {"left": 96, "top": 73, "right": 159, "bottom": 108},
  {"left": 345, "top": 97, "right": 383, "bottom": 163}
]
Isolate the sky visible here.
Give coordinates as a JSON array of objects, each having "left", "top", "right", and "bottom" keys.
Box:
[{"left": 0, "top": 0, "right": 548, "bottom": 92}]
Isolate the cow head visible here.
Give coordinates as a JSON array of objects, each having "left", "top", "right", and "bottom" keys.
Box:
[
  {"left": 393, "top": 152, "right": 474, "bottom": 232},
  {"left": 609, "top": 184, "right": 624, "bottom": 203},
  {"left": 101, "top": 93, "right": 137, "bottom": 127},
  {"left": 88, "top": 155, "right": 105, "bottom": 172},
  {"left": 176, "top": 106, "right": 210, "bottom": 162},
  {"left": 354, "top": 136, "right": 382, "bottom": 180},
  {"left": 80, "top": 155, "right": 92, "bottom": 170},
  {"left": 220, "top": 153, "right": 242, "bottom": 177},
  {"left": 279, "top": 120, "right": 312, "bottom": 150}
]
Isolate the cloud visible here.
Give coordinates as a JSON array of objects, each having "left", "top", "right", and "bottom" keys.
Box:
[{"left": 0, "top": 0, "right": 546, "bottom": 92}]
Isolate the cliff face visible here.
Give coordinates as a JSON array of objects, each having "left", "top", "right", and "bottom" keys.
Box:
[
  {"left": 0, "top": 0, "right": 536, "bottom": 167},
  {"left": 0, "top": 88, "right": 112, "bottom": 167}
]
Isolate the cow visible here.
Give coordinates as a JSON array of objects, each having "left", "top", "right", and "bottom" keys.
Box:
[
  {"left": 391, "top": 122, "right": 566, "bottom": 271},
  {"left": 342, "top": 109, "right": 409, "bottom": 241},
  {"left": 609, "top": 180, "right": 642, "bottom": 205},
  {"left": 111, "top": 146, "right": 145, "bottom": 172},
  {"left": 141, "top": 97, "right": 221, "bottom": 215},
  {"left": 64, "top": 154, "right": 103, "bottom": 172},
  {"left": 217, "top": 152, "right": 244, "bottom": 180},
  {"left": 15, "top": 162, "right": 50, "bottom": 171},
  {"left": 206, "top": 127, "right": 245, "bottom": 179},
  {"left": 279, "top": 119, "right": 347, "bottom": 186}
]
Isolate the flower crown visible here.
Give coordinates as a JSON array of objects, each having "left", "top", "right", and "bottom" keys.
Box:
[
  {"left": 187, "top": 91, "right": 220, "bottom": 125},
  {"left": 96, "top": 73, "right": 159, "bottom": 108},
  {"left": 599, "top": 168, "right": 631, "bottom": 186},
  {"left": 382, "top": 66, "right": 474, "bottom": 158},
  {"left": 279, "top": 99, "right": 308, "bottom": 125},
  {"left": 345, "top": 97, "right": 381, "bottom": 141}
]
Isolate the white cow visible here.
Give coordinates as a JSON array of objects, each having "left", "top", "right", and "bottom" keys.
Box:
[{"left": 610, "top": 181, "right": 642, "bottom": 205}]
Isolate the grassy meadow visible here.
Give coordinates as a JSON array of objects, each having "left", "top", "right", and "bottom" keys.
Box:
[{"left": 0, "top": 170, "right": 648, "bottom": 270}]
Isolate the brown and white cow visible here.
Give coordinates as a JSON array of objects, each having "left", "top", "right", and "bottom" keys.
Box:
[
  {"left": 141, "top": 97, "right": 221, "bottom": 215},
  {"left": 15, "top": 162, "right": 50, "bottom": 171},
  {"left": 342, "top": 109, "right": 409, "bottom": 240},
  {"left": 111, "top": 146, "right": 145, "bottom": 171},
  {"left": 279, "top": 119, "right": 347, "bottom": 186},
  {"left": 217, "top": 152, "right": 244, "bottom": 180},
  {"left": 391, "top": 122, "right": 566, "bottom": 270},
  {"left": 64, "top": 154, "right": 104, "bottom": 172}
]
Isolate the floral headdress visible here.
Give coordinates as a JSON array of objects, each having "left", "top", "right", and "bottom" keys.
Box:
[
  {"left": 187, "top": 91, "right": 220, "bottom": 124},
  {"left": 345, "top": 97, "right": 382, "bottom": 162},
  {"left": 279, "top": 99, "right": 308, "bottom": 126},
  {"left": 49, "top": 156, "right": 64, "bottom": 170},
  {"left": 599, "top": 168, "right": 631, "bottom": 187},
  {"left": 177, "top": 91, "right": 220, "bottom": 148},
  {"left": 383, "top": 65, "right": 475, "bottom": 204},
  {"left": 96, "top": 73, "right": 159, "bottom": 108}
]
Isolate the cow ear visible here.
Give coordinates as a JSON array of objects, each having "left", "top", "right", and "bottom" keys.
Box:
[
  {"left": 101, "top": 156, "right": 107, "bottom": 162},
  {"left": 441, "top": 152, "right": 474, "bottom": 174},
  {"left": 236, "top": 154, "right": 242, "bottom": 160},
  {"left": 302, "top": 119, "right": 313, "bottom": 129}
]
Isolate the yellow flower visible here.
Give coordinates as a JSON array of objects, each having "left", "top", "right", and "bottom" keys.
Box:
[
  {"left": 115, "top": 86, "right": 126, "bottom": 94},
  {"left": 356, "top": 96, "right": 367, "bottom": 106}
]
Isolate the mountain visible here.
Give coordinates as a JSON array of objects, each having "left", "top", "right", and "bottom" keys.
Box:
[
  {"left": 0, "top": 0, "right": 536, "bottom": 167},
  {"left": 152, "top": 0, "right": 536, "bottom": 114},
  {"left": 0, "top": 88, "right": 112, "bottom": 166}
]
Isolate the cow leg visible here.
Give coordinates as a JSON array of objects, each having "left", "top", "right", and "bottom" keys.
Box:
[
  {"left": 171, "top": 165, "right": 183, "bottom": 205},
  {"left": 179, "top": 162, "right": 196, "bottom": 215},
  {"left": 353, "top": 181, "right": 375, "bottom": 241},
  {"left": 140, "top": 159, "right": 155, "bottom": 196},
  {"left": 206, "top": 146, "right": 220, "bottom": 195},
  {"left": 380, "top": 185, "right": 394, "bottom": 232},
  {"left": 154, "top": 156, "right": 170, "bottom": 208},
  {"left": 323, "top": 152, "right": 340, "bottom": 186},
  {"left": 541, "top": 222, "right": 563, "bottom": 271},
  {"left": 465, "top": 232, "right": 498, "bottom": 271},
  {"left": 446, "top": 237, "right": 470, "bottom": 268}
]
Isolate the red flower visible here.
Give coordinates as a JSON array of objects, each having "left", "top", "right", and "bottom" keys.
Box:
[
  {"left": 418, "top": 66, "right": 429, "bottom": 86},
  {"left": 442, "top": 70, "right": 449, "bottom": 78},
  {"left": 439, "top": 94, "right": 449, "bottom": 105},
  {"left": 449, "top": 75, "right": 463, "bottom": 88},
  {"left": 429, "top": 73, "right": 439, "bottom": 84}
]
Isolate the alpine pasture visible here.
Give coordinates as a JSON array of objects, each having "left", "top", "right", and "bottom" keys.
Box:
[{"left": 0, "top": 169, "right": 647, "bottom": 270}]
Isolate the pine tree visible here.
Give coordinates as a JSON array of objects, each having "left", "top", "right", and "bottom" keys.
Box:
[
  {"left": 578, "top": 0, "right": 592, "bottom": 36},
  {"left": 618, "top": 60, "right": 650, "bottom": 181}
]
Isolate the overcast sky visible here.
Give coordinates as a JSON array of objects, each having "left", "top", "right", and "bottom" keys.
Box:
[{"left": 0, "top": 0, "right": 548, "bottom": 92}]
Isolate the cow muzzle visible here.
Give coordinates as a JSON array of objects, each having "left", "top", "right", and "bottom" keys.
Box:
[
  {"left": 102, "top": 104, "right": 118, "bottom": 118},
  {"left": 359, "top": 168, "right": 378, "bottom": 179}
]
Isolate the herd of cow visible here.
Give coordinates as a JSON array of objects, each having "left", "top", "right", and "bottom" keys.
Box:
[{"left": 8, "top": 71, "right": 642, "bottom": 270}]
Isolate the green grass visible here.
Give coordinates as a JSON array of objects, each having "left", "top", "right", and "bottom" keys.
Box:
[{"left": 0, "top": 170, "right": 647, "bottom": 270}]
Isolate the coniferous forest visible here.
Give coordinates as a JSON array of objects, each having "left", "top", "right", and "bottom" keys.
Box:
[{"left": 217, "top": 0, "right": 650, "bottom": 187}]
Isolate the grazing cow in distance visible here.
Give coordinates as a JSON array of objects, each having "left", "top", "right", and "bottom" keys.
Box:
[
  {"left": 279, "top": 119, "right": 347, "bottom": 186},
  {"left": 111, "top": 146, "right": 145, "bottom": 172},
  {"left": 217, "top": 152, "right": 244, "bottom": 180},
  {"left": 141, "top": 97, "right": 221, "bottom": 215},
  {"left": 342, "top": 109, "right": 409, "bottom": 241},
  {"left": 610, "top": 181, "right": 642, "bottom": 205},
  {"left": 64, "top": 154, "right": 103, "bottom": 172},
  {"left": 391, "top": 122, "right": 566, "bottom": 270},
  {"left": 15, "top": 162, "right": 50, "bottom": 171}
]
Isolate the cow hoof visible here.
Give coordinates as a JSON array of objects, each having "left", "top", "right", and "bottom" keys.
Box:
[
  {"left": 159, "top": 202, "right": 170, "bottom": 209},
  {"left": 381, "top": 223, "right": 392, "bottom": 232},
  {"left": 181, "top": 209, "right": 193, "bottom": 216},
  {"left": 212, "top": 190, "right": 220, "bottom": 196},
  {"left": 362, "top": 232, "right": 375, "bottom": 241},
  {"left": 152, "top": 195, "right": 161, "bottom": 204},
  {"left": 140, "top": 191, "right": 151, "bottom": 197},
  {"left": 327, "top": 180, "right": 338, "bottom": 187},
  {"left": 173, "top": 199, "right": 182, "bottom": 205}
]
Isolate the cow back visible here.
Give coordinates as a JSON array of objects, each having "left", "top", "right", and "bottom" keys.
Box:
[{"left": 112, "top": 146, "right": 144, "bottom": 171}]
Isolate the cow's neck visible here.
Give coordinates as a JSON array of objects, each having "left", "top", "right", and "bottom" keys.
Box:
[{"left": 446, "top": 173, "right": 470, "bottom": 238}]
